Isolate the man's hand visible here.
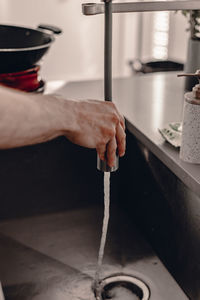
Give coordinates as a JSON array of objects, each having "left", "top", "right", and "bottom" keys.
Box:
[
  {"left": 0, "top": 87, "right": 125, "bottom": 166},
  {"left": 64, "top": 100, "right": 126, "bottom": 167}
]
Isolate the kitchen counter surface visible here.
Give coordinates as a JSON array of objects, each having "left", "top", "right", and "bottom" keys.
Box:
[{"left": 53, "top": 72, "right": 200, "bottom": 197}]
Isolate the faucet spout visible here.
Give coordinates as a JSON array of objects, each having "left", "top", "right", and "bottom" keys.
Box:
[
  {"left": 82, "top": 0, "right": 200, "bottom": 16},
  {"left": 97, "top": 155, "right": 119, "bottom": 172},
  {"left": 97, "top": 0, "right": 119, "bottom": 172}
]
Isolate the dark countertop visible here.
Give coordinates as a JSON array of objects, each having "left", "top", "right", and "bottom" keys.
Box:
[{"left": 53, "top": 73, "right": 200, "bottom": 197}]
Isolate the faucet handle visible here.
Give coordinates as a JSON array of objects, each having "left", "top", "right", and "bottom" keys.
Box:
[
  {"left": 178, "top": 70, "right": 200, "bottom": 99},
  {"left": 177, "top": 70, "right": 200, "bottom": 84}
]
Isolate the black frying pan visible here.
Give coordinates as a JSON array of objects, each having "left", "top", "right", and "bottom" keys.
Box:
[{"left": 0, "top": 24, "right": 62, "bottom": 73}]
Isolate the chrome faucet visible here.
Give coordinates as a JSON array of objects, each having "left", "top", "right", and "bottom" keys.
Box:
[
  {"left": 82, "top": 1, "right": 200, "bottom": 15},
  {"left": 95, "top": 0, "right": 119, "bottom": 172},
  {"left": 83, "top": 0, "right": 200, "bottom": 172}
]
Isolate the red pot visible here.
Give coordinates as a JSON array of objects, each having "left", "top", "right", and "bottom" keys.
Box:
[{"left": 0, "top": 65, "right": 41, "bottom": 92}]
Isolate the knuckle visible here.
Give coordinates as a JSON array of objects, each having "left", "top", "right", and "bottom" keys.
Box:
[
  {"left": 102, "top": 126, "right": 114, "bottom": 137},
  {"left": 100, "top": 124, "right": 116, "bottom": 141},
  {"left": 111, "top": 112, "right": 119, "bottom": 123},
  {"left": 120, "top": 115, "right": 125, "bottom": 123},
  {"left": 107, "top": 101, "right": 115, "bottom": 108},
  {"left": 113, "top": 144, "right": 117, "bottom": 151},
  {"left": 109, "top": 128, "right": 116, "bottom": 138},
  {"left": 99, "top": 138, "right": 107, "bottom": 147},
  {"left": 104, "top": 136, "right": 109, "bottom": 144},
  {"left": 121, "top": 118, "right": 125, "bottom": 126},
  {"left": 117, "top": 131, "right": 125, "bottom": 143},
  {"left": 101, "top": 127, "right": 112, "bottom": 139},
  {"left": 122, "top": 132, "right": 126, "bottom": 139},
  {"left": 101, "top": 126, "right": 108, "bottom": 135}
]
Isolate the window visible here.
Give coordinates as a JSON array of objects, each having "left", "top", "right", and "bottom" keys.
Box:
[{"left": 152, "top": 12, "right": 170, "bottom": 59}]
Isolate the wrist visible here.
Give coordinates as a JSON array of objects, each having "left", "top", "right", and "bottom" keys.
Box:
[{"left": 44, "top": 95, "right": 79, "bottom": 137}]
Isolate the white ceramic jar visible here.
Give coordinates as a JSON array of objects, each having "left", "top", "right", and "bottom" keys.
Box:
[{"left": 180, "top": 90, "right": 200, "bottom": 163}]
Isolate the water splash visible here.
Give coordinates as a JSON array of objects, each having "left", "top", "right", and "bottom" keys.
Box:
[{"left": 93, "top": 172, "right": 111, "bottom": 299}]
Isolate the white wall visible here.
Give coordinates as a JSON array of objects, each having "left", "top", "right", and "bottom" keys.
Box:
[
  {"left": 0, "top": 0, "right": 189, "bottom": 81},
  {"left": 0, "top": 0, "right": 138, "bottom": 81},
  {"left": 1, "top": 0, "right": 104, "bottom": 81},
  {"left": 168, "top": 11, "right": 188, "bottom": 62}
]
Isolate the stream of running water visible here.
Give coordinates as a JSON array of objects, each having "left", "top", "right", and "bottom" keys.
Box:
[{"left": 93, "top": 172, "right": 111, "bottom": 300}]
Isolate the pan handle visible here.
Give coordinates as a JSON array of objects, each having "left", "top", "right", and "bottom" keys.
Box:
[{"left": 37, "top": 24, "right": 62, "bottom": 35}]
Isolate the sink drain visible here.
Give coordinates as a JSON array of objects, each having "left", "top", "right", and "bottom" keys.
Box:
[{"left": 95, "top": 274, "right": 150, "bottom": 300}]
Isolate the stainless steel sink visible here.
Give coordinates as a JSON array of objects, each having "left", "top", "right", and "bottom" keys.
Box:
[
  {"left": 0, "top": 205, "right": 188, "bottom": 300},
  {"left": 0, "top": 129, "right": 189, "bottom": 299}
]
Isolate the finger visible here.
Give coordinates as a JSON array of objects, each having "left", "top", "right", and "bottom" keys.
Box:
[
  {"left": 106, "top": 137, "right": 117, "bottom": 167},
  {"left": 114, "top": 112, "right": 125, "bottom": 130},
  {"left": 107, "top": 102, "right": 125, "bottom": 130},
  {"left": 97, "top": 143, "right": 107, "bottom": 161},
  {"left": 119, "top": 114, "right": 125, "bottom": 130},
  {"left": 116, "top": 124, "right": 126, "bottom": 157},
  {"left": 110, "top": 103, "right": 125, "bottom": 129}
]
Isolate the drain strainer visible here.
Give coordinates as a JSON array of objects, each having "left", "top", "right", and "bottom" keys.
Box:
[{"left": 96, "top": 274, "right": 150, "bottom": 300}]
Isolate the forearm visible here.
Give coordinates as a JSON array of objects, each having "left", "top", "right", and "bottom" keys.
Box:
[
  {"left": 0, "top": 86, "right": 126, "bottom": 167},
  {"left": 0, "top": 87, "right": 76, "bottom": 149}
]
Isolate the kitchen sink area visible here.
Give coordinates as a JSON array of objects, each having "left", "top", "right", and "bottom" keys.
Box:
[
  {"left": 51, "top": 72, "right": 200, "bottom": 299},
  {"left": 0, "top": 138, "right": 189, "bottom": 300},
  {"left": 1, "top": 0, "right": 200, "bottom": 298},
  {"left": 0, "top": 199, "right": 187, "bottom": 300},
  {"left": 0, "top": 72, "right": 199, "bottom": 299}
]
